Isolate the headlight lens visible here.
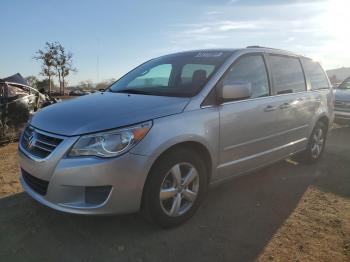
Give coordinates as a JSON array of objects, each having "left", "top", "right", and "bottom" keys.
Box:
[{"left": 69, "top": 121, "right": 152, "bottom": 158}]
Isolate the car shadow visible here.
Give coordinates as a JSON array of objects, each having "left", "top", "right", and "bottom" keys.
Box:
[{"left": 0, "top": 126, "right": 349, "bottom": 262}]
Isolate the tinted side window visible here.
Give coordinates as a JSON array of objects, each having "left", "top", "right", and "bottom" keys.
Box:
[
  {"left": 221, "top": 55, "right": 269, "bottom": 99},
  {"left": 302, "top": 58, "right": 329, "bottom": 90},
  {"left": 269, "top": 55, "right": 306, "bottom": 94}
]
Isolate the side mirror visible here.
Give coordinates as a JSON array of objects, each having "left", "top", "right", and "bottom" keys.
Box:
[{"left": 219, "top": 81, "right": 252, "bottom": 102}]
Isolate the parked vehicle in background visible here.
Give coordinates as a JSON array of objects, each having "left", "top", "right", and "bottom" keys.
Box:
[
  {"left": 334, "top": 76, "right": 350, "bottom": 124},
  {"left": 0, "top": 73, "right": 57, "bottom": 143},
  {"left": 18, "top": 47, "right": 334, "bottom": 228}
]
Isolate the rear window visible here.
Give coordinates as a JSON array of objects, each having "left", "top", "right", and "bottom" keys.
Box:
[
  {"left": 269, "top": 55, "right": 306, "bottom": 94},
  {"left": 302, "top": 58, "right": 329, "bottom": 90}
]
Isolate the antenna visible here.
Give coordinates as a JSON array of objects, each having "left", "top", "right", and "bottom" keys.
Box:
[{"left": 96, "top": 38, "right": 100, "bottom": 83}]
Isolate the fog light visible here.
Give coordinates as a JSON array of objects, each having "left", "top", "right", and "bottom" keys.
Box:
[{"left": 85, "top": 186, "right": 112, "bottom": 205}]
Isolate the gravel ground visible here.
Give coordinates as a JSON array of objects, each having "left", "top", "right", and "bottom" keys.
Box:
[{"left": 0, "top": 125, "right": 349, "bottom": 262}]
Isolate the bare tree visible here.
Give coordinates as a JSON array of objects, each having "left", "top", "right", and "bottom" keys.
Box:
[
  {"left": 33, "top": 42, "right": 57, "bottom": 94},
  {"left": 79, "top": 80, "right": 94, "bottom": 90},
  {"left": 25, "top": 75, "right": 39, "bottom": 89},
  {"left": 54, "top": 43, "right": 77, "bottom": 95},
  {"left": 95, "top": 78, "right": 116, "bottom": 90}
]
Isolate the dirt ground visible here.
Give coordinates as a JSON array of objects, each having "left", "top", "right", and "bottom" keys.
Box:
[
  {"left": 0, "top": 143, "right": 21, "bottom": 197},
  {"left": 0, "top": 126, "right": 349, "bottom": 262}
]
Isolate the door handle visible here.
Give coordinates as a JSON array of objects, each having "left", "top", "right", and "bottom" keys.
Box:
[
  {"left": 279, "top": 103, "right": 291, "bottom": 109},
  {"left": 264, "top": 105, "right": 277, "bottom": 112}
]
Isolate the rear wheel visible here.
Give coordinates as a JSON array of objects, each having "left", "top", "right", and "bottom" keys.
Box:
[
  {"left": 142, "top": 148, "right": 208, "bottom": 228},
  {"left": 296, "top": 121, "right": 327, "bottom": 164}
]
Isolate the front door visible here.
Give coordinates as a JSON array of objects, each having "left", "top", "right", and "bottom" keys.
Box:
[{"left": 217, "top": 54, "right": 296, "bottom": 179}]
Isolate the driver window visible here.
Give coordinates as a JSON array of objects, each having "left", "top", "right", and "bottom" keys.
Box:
[
  {"left": 222, "top": 55, "right": 269, "bottom": 99},
  {"left": 127, "top": 64, "right": 172, "bottom": 88}
]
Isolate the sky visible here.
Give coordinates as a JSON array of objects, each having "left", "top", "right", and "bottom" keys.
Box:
[{"left": 1, "top": 0, "right": 349, "bottom": 86}]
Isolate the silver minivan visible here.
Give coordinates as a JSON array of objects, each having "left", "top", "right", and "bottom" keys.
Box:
[{"left": 18, "top": 47, "right": 334, "bottom": 227}]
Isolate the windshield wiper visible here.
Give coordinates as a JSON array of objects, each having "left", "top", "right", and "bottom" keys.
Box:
[{"left": 112, "top": 89, "right": 151, "bottom": 95}]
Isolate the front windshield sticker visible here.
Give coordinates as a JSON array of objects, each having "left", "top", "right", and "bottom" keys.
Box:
[{"left": 195, "top": 52, "right": 223, "bottom": 58}]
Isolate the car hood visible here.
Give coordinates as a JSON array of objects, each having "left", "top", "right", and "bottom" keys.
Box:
[
  {"left": 30, "top": 92, "right": 190, "bottom": 136},
  {"left": 335, "top": 89, "right": 350, "bottom": 102}
]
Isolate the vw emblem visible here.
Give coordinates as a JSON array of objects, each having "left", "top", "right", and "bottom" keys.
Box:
[{"left": 26, "top": 131, "right": 37, "bottom": 150}]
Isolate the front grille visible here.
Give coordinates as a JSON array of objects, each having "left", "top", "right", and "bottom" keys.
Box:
[
  {"left": 20, "top": 126, "right": 63, "bottom": 158},
  {"left": 22, "top": 169, "right": 49, "bottom": 196},
  {"left": 335, "top": 100, "right": 350, "bottom": 112}
]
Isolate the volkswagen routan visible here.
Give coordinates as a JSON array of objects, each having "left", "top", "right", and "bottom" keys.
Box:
[{"left": 18, "top": 47, "right": 334, "bottom": 227}]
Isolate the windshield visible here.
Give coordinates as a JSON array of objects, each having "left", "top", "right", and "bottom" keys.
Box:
[
  {"left": 109, "top": 51, "right": 232, "bottom": 97},
  {"left": 338, "top": 77, "right": 350, "bottom": 90}
]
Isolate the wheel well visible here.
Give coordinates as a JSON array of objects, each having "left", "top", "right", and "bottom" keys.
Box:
[
  {"left": 140, "top": 141, "right": 213, "bottom": 209},
  {"left": 153, "top": 141, "right": 212, "bottom": 180},
  {"left": 317, "top": 116, "right": 329, "bottom": 133}
]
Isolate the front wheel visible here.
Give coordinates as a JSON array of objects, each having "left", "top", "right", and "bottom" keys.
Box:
[
  {"left": 296, "top": 121, "right": 327, "bottom": 164},
  {"left": 141, "top": 148, "right": 208, "bottom": 228}
]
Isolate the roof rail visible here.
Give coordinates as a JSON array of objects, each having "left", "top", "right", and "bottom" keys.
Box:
[{"left": 246, "top": 46, "right": 290, "bottom": 52}]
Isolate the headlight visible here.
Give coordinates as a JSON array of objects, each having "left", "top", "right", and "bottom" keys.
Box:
[{"left": 69, "top": 121, "right": 152, "bottom": 158}]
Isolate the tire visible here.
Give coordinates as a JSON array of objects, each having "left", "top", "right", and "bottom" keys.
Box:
[
  {"left": 141, "top": 148, "right": 208, "bottom": 228},
  {"left": 296, "top": 121, "right": 327, "bottom": 164}
]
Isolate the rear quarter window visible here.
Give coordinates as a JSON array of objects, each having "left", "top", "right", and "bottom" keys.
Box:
[
  {"left": 301, "top": 58, "right": 330, "bottom": 90},
  {"left": 269, "top": 55, "right": 306, "bottom": 94}
]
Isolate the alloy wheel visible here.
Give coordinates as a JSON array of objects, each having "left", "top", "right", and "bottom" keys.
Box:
[
  {"left": 159, "top": 162, "right": 200, "bottom": 217},
  {"left": 311, "top": 127, "right": 324, "bottom": 159}
]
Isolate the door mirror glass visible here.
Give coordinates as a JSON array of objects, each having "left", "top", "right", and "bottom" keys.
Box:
[{"left": 220, "top": 81, "right": 252, "bottom": 101}]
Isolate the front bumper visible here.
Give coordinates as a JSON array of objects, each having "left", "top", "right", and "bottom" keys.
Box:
[
  {"left": 19, "top": 146, "right": 151, "bottom": 215},
  {"left": 334, "top": 110, "right": 350, "bottom": 124}
]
